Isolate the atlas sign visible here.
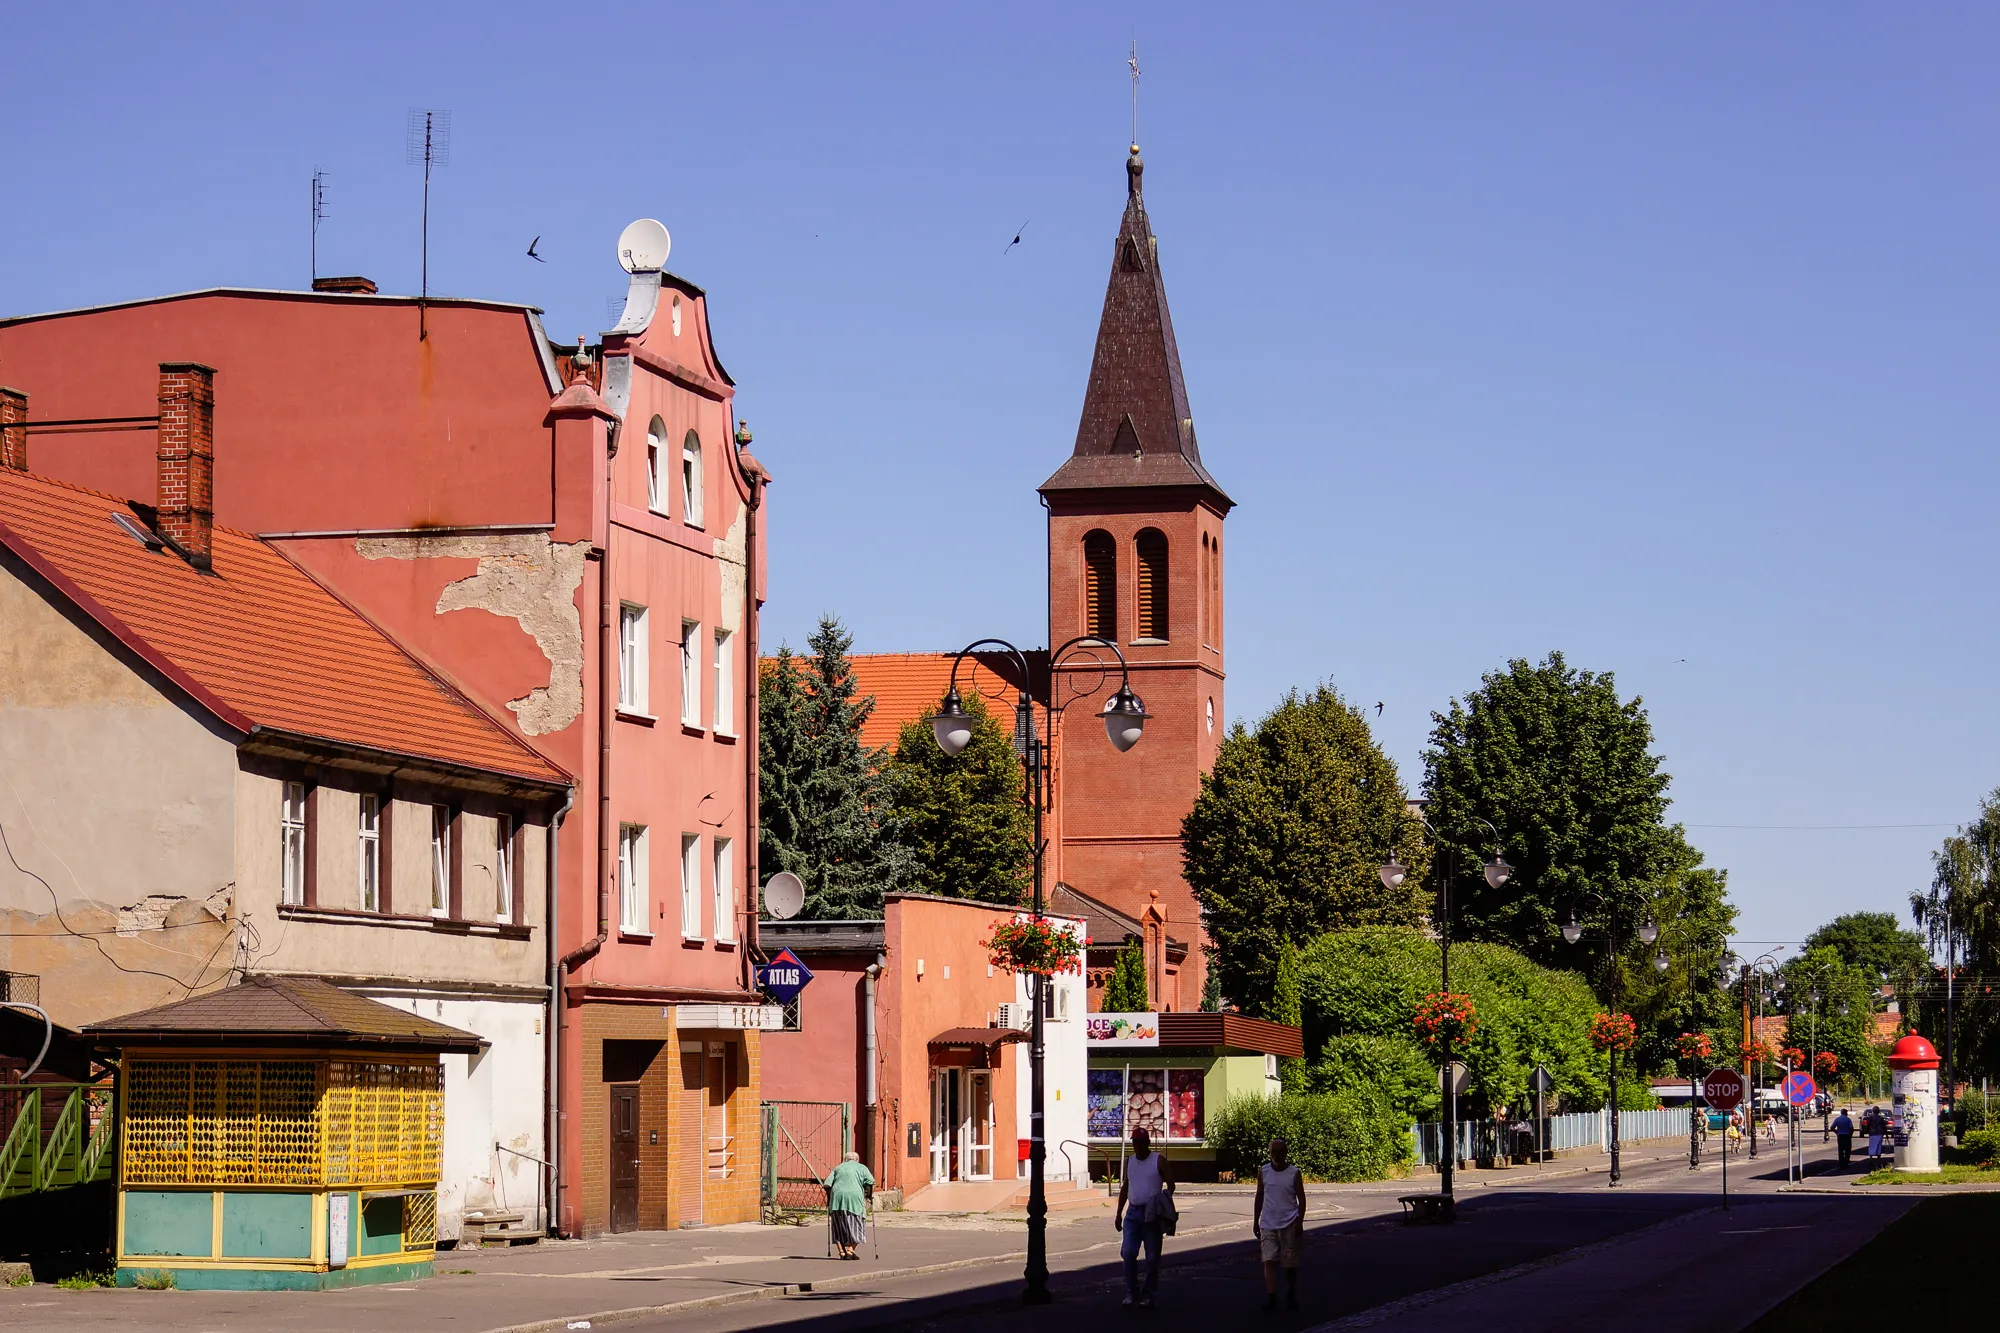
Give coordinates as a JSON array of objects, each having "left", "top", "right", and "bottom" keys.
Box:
[
  {"left": 757, "top": 948, "right": 814, "bottom": 1005},
  {"left": 1702, "top": 1068, "right": 1746, "bottom": 1112}
]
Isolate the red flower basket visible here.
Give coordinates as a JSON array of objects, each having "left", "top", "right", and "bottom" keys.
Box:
[
  {"left": 1779, "top": 1046, "right": 1806, "bottom": 1068},
  {"left": 1814, "top": 1051, "right": 1839, "bottom": 1077},
  {"left": 1737, "top": 1039, "right": 1775, "bottom": 1068},
  {"left": 1590, "top": 1012, "right": 1638, "bottom": 1054},
  {"left": 1413, "top": 992, "right": 1477, "bottom": 1053},
  {"left": 981, "top": 916, "right": 1083, "bottom": 977},
  {"left": 1675, "top": 1032, "right": 1713, "bottom": 1064}
]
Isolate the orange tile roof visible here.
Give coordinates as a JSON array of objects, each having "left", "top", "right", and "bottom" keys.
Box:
[
  {"left": 764, "top": 652, "right": 1024, "bottom": 752},
  {"left": 0, "top": 468, "right": 568, "bottom": 786}
]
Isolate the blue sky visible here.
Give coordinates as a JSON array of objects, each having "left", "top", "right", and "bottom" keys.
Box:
[{"left": 5, "top": 4, "right": 1994, "bottom": 955}]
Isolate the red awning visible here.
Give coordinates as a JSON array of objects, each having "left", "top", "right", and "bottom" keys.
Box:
[{"left": 927, "top": 1027, "right": 1028, "bottom": 1069}]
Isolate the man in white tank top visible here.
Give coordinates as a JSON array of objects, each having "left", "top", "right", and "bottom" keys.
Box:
[
  {"left": 1115, "top": 1127, "right": 1174, "bottom": 1306},
  {"left": 1252, "top": 1137, "right": 1305, "bottom": 1310}
]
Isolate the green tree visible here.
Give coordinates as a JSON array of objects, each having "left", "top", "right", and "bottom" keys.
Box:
[
  {"left": 1804, "top": 912, "right": 1932, "bottom": 984},
  {"left": 1295, "top": 927, "right": 1608, "bottom": 1121},
  {"left": 1778, "top": 946, "right": 1887, "bottom": 1093},
  {"left": 882, "top": 692, "right": 1031, "bottom": 904},
  {"left": 756, "top": 617, "right": 913, "bottom": 919},
  {"left": 1102, "top": 944, "right": 1149, "bottom": 1012},
  {"left": 1182, "top": 685, "right": 1430, "bottom": 1014},
  {"left": 1423, "top": 652, "right": 1726, "bottom": 974},
  {"left": 1908, "top": 791, "right": 2000, "bottom": 1087},
  {"left": 1271, "top": 939, "right": 1305, "bottom": 1091}
]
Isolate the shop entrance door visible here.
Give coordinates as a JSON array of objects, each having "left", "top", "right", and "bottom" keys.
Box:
[
  {"left": 929, "top": 1071, "right": 963, "bottom": 1183},
  {"left": 965, "top": 1072, "right": 994, "bottom": 1180},
  {"left": 609, "top": 1084, "right": 640, "bottom": 1233}
]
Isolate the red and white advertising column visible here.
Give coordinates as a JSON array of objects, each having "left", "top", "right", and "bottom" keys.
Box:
[{"left": 1887, "top": 1034, "right": 1941, "bottom": 1174}]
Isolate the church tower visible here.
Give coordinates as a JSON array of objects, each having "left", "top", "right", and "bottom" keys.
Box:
[{"left": 1041, "top": 145, "right": 1232, "bottom": 1011}]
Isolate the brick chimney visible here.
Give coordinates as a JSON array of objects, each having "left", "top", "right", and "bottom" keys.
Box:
[
  {"left": 0, "top": 387, "right": 25, "bottom": 472},
  {"left": 311, "top": 275, "right": 378, "bottom": 295},
  {"left": 156, "top": 363, "right": 216, "bottom": 569}
]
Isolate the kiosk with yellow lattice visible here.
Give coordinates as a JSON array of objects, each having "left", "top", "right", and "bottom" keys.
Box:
[{"left": 83, "top": 975, "right": 483, "bottom": 1289}]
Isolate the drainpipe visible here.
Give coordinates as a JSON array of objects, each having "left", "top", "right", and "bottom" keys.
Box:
[
  {"left": 544, "top": 786, "right": 573, "bottom": 1236},
  {"left": 863, "top": 961, "right": 881, "bottom": 1173},
  {"left": 735, "top": 420, "right": 765, "bottom": 993}
]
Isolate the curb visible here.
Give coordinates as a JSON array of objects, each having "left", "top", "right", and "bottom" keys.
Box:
[{"left": 482, "top": 1219, "right": 1251, "bottom": 1333}]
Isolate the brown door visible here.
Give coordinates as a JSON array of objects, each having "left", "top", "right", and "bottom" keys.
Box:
[{"left": 610, "top": 1083, "right": 640, "bottom": 1233}]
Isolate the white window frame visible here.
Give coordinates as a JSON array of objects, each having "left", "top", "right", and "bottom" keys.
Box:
[
  {"left": 430, "top": 804, "right": 452, "bottom": 918},
  {"left": 280, "top": 781, "right": 307, "bottom": 906},
  {"left": 619, "top": 603, "right": 649, "bottom": 714},
  {"left": 357, "top": 793, "right": 381, "bottom": 912},
  {"left": 713, "top": 836, "right": 735, "bottom": 943},
  {"left": 646, "top": 417, "right": 667, "bottom": 514},
  {"left": 496, "top": 813, "right": 515, "bottom": 922},
  {"left": 682, "top": 431, "right": 704, "bottom": 528},
  {"left": 619, "top": 824, "right": 649, "bottom": 935},
  {"left": 681, "top": 833, "right": 703, "bottom": 939},
  {"left": 713, "top": 629, "right": 734, "bottom": 735},
  {"left": 680, "top": 620, "right": 702, "bottom": 727}
]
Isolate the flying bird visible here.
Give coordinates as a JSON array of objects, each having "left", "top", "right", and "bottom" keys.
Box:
[
  {"left": 1375, "top": 702, "right": 1384, "bottom": 718},
  {"left": 527, "top": 236, "right": 545, "bottom": 262},
  {"left": 1002, "top": 221, "right": 1029, "bottom": 256}
]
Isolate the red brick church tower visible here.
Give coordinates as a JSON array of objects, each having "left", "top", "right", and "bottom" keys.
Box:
[{"left": 1041, "top": 145, "right": 1233, "bottom": 1011}]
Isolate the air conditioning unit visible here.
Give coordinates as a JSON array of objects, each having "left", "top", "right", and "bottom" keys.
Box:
[{"left": 996, "top": 1003, "right": 1029, "bottom": 1030}]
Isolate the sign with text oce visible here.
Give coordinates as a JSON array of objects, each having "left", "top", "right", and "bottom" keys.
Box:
[{"left": 1085, "top": 1012, "right": 1159, "bottom": 1048}]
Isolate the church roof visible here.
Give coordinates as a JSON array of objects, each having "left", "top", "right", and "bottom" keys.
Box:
[{"left": 1040, "top": 147, "right": 1232, "bottom": 512}]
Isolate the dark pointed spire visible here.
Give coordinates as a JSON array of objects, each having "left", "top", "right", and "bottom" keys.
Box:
[{"left": 1040, "top": 146, "right": 1231, "bottom": 509}]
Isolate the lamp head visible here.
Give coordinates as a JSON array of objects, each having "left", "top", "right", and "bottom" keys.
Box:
[
  {"left": 1638, "top": 913, "right": 1659, "bottom": 946},
  {"left": 931, "top": 687, "right": 975, "bottom": 756},
  {"left": 1483, "top": 853, "right": 1512, "bottom": 891},
  {"left": 1101, "top": 684, "right": 1149, "bottom": 753},
  {"left": 1562, "top": 909, "right": 1582, "bottom": 946},
  {"left": 1379, "top": 858, "right": 1407, "bottom": 892},
  {"left": 1654, "top": 948, "right": 1670, "bottom": 974}
]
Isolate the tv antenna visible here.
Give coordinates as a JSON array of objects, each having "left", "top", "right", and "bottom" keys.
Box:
[
  {"left": 310, "top": 169, "right": 329, "bottom": 283},
  {"left": 406, "top": 108, "right": 451, "bottom": 338}
]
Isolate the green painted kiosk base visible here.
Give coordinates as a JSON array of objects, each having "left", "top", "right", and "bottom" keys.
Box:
[{"left": 115, "top": 1258, "right": 434, "bottom": 1290}]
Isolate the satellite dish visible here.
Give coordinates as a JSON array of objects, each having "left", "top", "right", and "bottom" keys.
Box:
[
  {"left": 763, "top": 871, "right": 806, "bottom": 920},
  {"left": 616, "top": 218, "right": 671, "bottom": 274}
]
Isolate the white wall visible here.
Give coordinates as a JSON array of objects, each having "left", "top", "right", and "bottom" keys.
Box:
[
  {"left": 367, "top": 992, "right": 549, "bottom": 1241},
  {"left": 1016, "top": 917, "right": 1088, "bottom": 1182}
]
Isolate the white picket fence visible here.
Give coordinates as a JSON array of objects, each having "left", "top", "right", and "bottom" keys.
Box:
[{"left": 1410, "top": 1107, "right": 1688, "bottom": 1167}]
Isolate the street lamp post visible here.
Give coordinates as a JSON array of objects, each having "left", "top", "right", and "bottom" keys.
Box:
[
  {"left": 932, "top": 635, "right": 1148, "bottom": 1305},
  {"left": 1560, "top": 894, "right": 1659, "bottom": 1186},
  {"left": 1740, "top": 954, "right": 1784, "bottom": 1160},
  {"left": 1380, "top": 820, "right": 1509, "bottom": 1214}
]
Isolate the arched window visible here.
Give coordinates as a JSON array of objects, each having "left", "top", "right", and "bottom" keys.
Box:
[
  {"left": 682, "top": 430, "right": 704, "bottom": 528},
  {"left": 1083, "top": 530, "right": 1117, "bottom": 641},
  {"left": 647, "top": 416, "right": 668, "bottom": 513},
  {"left": 1135, "top": 528, "right": 1168, "bottom": 641}
]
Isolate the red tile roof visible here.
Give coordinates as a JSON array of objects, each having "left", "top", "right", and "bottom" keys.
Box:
[
  {"left": 766, "top": 652, "right": 1025, "bottom": 753},
  {"left": 0, "top": 468, "right": 567, "bottom": 786}
]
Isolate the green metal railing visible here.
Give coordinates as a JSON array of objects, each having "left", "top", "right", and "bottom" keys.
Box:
[{"left": 0, "top": 1084, "right": 115, "bottom": 1200}]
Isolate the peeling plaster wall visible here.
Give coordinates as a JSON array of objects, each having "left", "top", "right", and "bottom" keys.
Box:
[
  {"left": 0, "top": 564, "right": 238, "bottom": 1027},
  {"left": 358, "top": 533, "right": 590, "bottom": 736},
  {"left": 713, "top": 505, "right": 747, "bottom": 636}
]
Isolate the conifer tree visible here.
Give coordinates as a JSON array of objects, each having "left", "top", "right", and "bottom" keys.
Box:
[
  {"left": 757, "top": 616, "right": 913, "bottom": 919},
  {"left": 883, "top": 692, "right": 1031, "bottom": 905},
  {"left": 1102, "top": 943, "right": 1149, "bottom": 1012}
]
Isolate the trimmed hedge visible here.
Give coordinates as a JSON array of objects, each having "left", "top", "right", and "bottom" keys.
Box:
[{"left": 1205, "top": 1089, "right": 1412, "bottom": 1183}]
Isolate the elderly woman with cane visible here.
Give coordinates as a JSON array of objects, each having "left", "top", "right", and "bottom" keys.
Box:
[{"left": 824, "top": 1151, "right": 875, "bottom": 1260}]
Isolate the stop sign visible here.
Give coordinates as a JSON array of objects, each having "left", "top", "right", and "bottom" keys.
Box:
[{"left": 1703, "top": 1068, "right": 1746, "bottom": 1111}]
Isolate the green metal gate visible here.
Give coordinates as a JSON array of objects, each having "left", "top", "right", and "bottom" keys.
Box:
[{"left": 760, "top": 1100, "right": 849, "bottom": 1216}]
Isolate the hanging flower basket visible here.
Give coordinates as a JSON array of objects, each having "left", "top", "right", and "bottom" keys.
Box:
[
  {"left": 1779, "top": 1046, "right": 1807, "bottom": 1069},
  {"left": 1675, "top": 1031, "right": 1714, "bottom": 1064},
  {"left": 1815, "top": 1051, "right": 1839, "bottom": 1077},
  {"left": 981, "top": 916, "right": 1084, "bottom": 977},
  {"left": 1412, "top": 992, "right": 1477, "bottom": 1054},
  {"left": 1738, "top": 1039, "right": 1775, "bottom": 1068},
  {"left": 1590, "top": 1012, "right": 1638, "bottom": 1054}
]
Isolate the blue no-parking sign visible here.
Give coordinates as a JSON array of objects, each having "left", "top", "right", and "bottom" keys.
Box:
[
  {"left": 757, "top": 948, "right": 814, "bottom": 1005},
  {"left": 1782, "top": 1071, "right": 1817, "bottom": 1107}
]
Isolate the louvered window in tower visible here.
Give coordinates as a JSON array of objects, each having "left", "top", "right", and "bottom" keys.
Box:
[
  {"left": 1083, "top": 530, "right": 1117, "bottom": 641},
  {"left": 1136, "top": 529, "right": 1169, "bottom": 641}
]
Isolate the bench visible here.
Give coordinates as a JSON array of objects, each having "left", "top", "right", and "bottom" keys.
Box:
[{"left": 1397, "top": 1194, "right": 1455, "bottom": 1225}]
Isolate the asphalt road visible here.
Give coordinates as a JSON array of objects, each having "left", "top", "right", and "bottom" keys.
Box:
[{"left": 613, "top": 1144, "right": 1858, "bottom": 1333}]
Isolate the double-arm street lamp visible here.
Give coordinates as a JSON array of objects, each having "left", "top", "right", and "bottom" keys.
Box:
[
  {"left": 1739, "top": 953, "right": 1785, "bottom": 1160},
  {"left": 932, "top": 635, "right": 1148, "bottom": 1305},
  {"left": 1559, "top": 891, "right": 1663, "bottom": 1185},
  {"left": 1379, "top": 819, "right": 1511, "bottom": 1212}
]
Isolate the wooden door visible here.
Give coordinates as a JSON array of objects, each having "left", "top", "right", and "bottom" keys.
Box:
[
  {"left": 610, "top": 1084, "right": 640, "bottom": 1233},
  {"left": 706, "top": 1042, "right": 733, "bottom": 1181}
]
